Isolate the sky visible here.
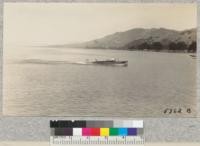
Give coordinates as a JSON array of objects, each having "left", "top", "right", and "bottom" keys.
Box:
[{"left": 4, "top": 3, "right": 197, "bottom": 46}]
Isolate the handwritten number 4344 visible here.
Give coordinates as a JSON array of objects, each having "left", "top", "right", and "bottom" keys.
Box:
[{"left": 164, "top": 108, "right": 191, "bottom": 114}]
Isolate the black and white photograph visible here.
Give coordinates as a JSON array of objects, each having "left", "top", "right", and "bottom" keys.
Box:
[{"left": 3, "top": 3, "right": 197, "bottom": 117}]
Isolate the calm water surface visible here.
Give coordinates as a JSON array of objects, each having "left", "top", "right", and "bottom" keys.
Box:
[{"left": 3, "top": 47, "right": 197, "bottom": 117}]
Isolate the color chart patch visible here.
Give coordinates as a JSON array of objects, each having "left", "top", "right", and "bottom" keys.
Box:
[{"left": 50, "top": 120, "right": 144, "bottom": 145}]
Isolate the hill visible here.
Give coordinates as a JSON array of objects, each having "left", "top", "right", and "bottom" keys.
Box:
[{"left": 49, "top": 28, "right": 197, "bottom": 52}]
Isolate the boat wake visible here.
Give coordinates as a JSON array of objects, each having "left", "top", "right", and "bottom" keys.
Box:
[
  {"left": 17, "top": 59, "right": 128, "bottom": 67},
  {"left": 18, "top": 59, "right": 92, "bottom": 65}
]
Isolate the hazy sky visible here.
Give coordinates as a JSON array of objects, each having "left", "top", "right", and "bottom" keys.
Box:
[{"left": 4, "top": 3, "right": 197, "bottom": 46}]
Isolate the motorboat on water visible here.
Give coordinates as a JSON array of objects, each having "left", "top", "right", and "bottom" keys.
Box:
[
  {"left": 90, "top": 58, "right": 128, "bottom": 66},
  {"left": 190, "top": 54, "right": 196, "bottom": 58}
]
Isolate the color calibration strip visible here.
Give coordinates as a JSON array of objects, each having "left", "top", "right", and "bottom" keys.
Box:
[
  {"left": 52, "top": 127, "right": 143, "bottom": 136},
  {"left": 50, "top": 120, "right": 144, "bottom": 145}
]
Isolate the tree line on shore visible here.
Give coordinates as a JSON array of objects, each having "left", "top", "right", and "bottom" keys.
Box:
[{"left": 127, "top": 41, "right": 196, "bottom": 53}]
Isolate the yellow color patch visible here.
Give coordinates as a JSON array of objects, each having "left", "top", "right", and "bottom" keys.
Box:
[{"left": 100, "top": 128, "right": 109, "bottom": 136}]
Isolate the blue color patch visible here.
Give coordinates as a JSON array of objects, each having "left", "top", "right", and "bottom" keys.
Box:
[{"left": 118, "top": 128, "right": 128, "bottom": 136}]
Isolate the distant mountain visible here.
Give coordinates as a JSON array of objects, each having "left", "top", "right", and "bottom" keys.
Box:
[{"left": 49, "top": 28, "right": 196, "bottom": 52}]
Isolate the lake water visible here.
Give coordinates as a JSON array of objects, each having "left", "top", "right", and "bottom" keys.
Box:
[{"left": 3, "top": 47, "right": 197, "bottom": 117}]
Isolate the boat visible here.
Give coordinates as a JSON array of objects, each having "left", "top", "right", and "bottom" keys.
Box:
[
  {"left": 189, "top": 54, "right": 196, "bottom": 59},
  {"left": 91, "top": 58, "right": 128, "bottom": 66},
  {"left": 190, "top": 54, "right": 196, "bottom": 58}
]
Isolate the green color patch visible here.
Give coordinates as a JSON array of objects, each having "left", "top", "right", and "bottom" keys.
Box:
[{"left": 109, "top": 128, "right": 118, "bottom": 136}]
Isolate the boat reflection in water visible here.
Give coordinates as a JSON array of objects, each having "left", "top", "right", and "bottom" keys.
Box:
[{"left": 88, "top": 58, "right": 128, "bottom": 67}]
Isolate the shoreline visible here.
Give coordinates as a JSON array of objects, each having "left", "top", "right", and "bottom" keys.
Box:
[{"left": 40, "top": 46, "right": 197, "bottom": 54}]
